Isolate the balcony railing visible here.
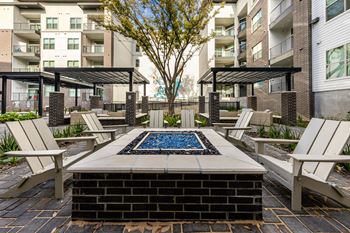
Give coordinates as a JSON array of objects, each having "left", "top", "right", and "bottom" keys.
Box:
[
  {"left": 13, "top": 23, "right": 41, "bottom": 31},
  {"left": 238, "top": 21, "right": 246, "bottom": 33},
  {"left": 215, "top": 28, "right": 235, "bottom": 37},
  {"left": 13, "top": 67, "right": 40, "bottom": 72},
  {"left": 215, "top": 50, "right": 234, "bottom": 58},
  {"left": 13, "top": 45, "right": 40, "bottom": 54},
  {"left": 83, "top": 23, "right": 104, "bottom": 31},
  {"left": 270, "top": 36, "right": 293, "bottom": 59},
  {"left": 270, "top": 0, "right": 293, "bottom": 23},
  {"left": 83, "top": 45, "right": 104, "bottom": 54}
]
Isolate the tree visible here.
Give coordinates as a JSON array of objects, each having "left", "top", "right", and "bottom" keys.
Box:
[{"left": 100, "top": 0, "right": 221, "bottom": 115}]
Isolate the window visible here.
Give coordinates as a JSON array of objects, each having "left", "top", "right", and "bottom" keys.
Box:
[
  {"left": 46, "top": 17, "right": 58, "bottom": 29},
  {"left": 69, "top": 89, "right": 80, "bottom": 97},
  {"left": 67, "top": 60, "right": 79, "bottom": 67},
  {"left": 68, "top": 38, "right": 79, "bottom": 50},
  {"left": 45, "top": 85, "right": 54, "bottom": 97},
  {"left": 252, "top": 10, "right": 262, "bottom": 32},
  {"left": 326, "top": 0, "right": 350, "bottom": 21},
  {"left": 326, "top": 44, "right": 350, "bottom": 79},
  {"left": 269, "top": 77, "right": 286, "bottom": 93},
  {"left": 43, "top": 38, "right": 55, "bottom": 49},
  {"left": 70, "top": 18, "right": 82, "bottom": 29},
  {"left": 135, "top": 59, "right": 140, "bottom": 68},
  {"left": 239, "top": 18, "right": 246, "bottom": 32},
  {"left": 136, "top": 45, "right": 140, "bottom": 53},
  {"left": 43, "top": 60, "right": 55, "bottom": 67},
  {"left": 252, "top": 42, "right": 262, "bottom": 61}
]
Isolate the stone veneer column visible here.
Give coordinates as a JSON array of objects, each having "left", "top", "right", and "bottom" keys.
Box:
[
  {"left": 49, "top": 92, "right": 64, "bottom": 127},
  {"left": 90, "top": 95, "right": 102, "bottom": 109},
  {"left": 281, "top": 91, "right": 297, "bottom": 126},
  {"left": 126, "top": 92, "right": 136, "bottom": 126},
  {"left": 141, "top": 96, "right": 148, "bottom": 113},
  {"left": 209, "top": 92, "right": 219, "bottom": 125},
  {"left": 247, "top": 96, "right": 257, "bottom": 111},
  {"left": 198, "top": 96, "right": 205, "bottom": 113}
]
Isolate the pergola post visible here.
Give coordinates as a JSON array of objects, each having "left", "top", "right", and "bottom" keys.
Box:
[
  {"left": 209, "top": 71, "right": 219, "bottom": 125},
  {"left": 126, "top": 71, "right": 136, "bottom": 125},
  {"left": 247, "top": 83, "right": 257, "bottom": 111},
  {"left": 38, "top": 76, "right": 43, "bottom": 116},
  {"left": 75, "top": 85, "right": 78, "bottom": 107},
  {"left": 141, "top": 82, "right": 148, "bottom": 113},
  {"left": 198, "top": 82, "right": 205, "bottom": 114},
  {"left": 286, "top": 72, "right": 292, "bottom": 91},
  {"left": 93, "top": 83, "right": 97, "bottom": 96},
  {"left": 129, "top": 71, "right": 133, "bottom": 92},
  {"left": 54, "top": 72, "right": 60, "bottom": 92},
  {"left": 281, "top": 72, "right": 296, "bottom": 125},
  {"left": 1, "top": 77, "right": 7, "bottom": 114}
]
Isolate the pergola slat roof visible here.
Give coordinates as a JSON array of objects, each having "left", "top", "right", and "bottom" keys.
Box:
[
  {"left": 44, "top": 67, "right": 149, "bottom": 85},
  {"left": 198, "top": 67, "right": 302, "bottom": 84}
]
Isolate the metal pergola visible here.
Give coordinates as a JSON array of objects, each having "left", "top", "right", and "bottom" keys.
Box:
[{"left": 198, "top": 67, "right": 302, "bottom": 95}]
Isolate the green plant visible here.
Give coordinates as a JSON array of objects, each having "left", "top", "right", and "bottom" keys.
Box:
[
  {"left": 0, "top": 133, "right": 19, "bottom": 157},
  {"left": 195, "top": 114, "right": 207, "bottom": 127},
  {"left": 341, "top": 144, "right": 350, "bottom": 171},
  {"left": 53, "top": 123, "right": 87, "bottom": 138},
  {"left": 345, "top": 112, "right": 350, "bottom": 121},
  {"left": 164, "top": 114, "right": 180, "bottom": 127},
  {"left": 257, "top": 125, "right": 266, "bottom": 138},
  {"left": 297, "top": 115, "right": 308, "bottom": 128},
  {"left": 0, "top": 112, "right": 39, "bottom": 123},
  {"left": 268, "top": 125, "right": 281, "bottom": 139}
]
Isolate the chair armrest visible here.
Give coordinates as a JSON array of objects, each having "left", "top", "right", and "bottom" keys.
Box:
[
  {"left": 103, "top": 124, "right": 128, "bottom": 128},
  {"left": 212, "top": 123, "right": 233, "bottom": 127},
  {"left": 55, "top": 136, "right": 97, "bottom": 143},
  {"left": 85, "top": 129, "right": 117, "bottom": 133},
  {"left": 5, "top": 149, "right": 66, "bottom": 157},
  {"left": 288, "top": 154, "right": 350, "bottom": 163},
  {"left": 223, "top": 127, "right": 252, "bottom": 131},
  {"left": 253, "top": 138, "right": 299, "bottom": 154}
]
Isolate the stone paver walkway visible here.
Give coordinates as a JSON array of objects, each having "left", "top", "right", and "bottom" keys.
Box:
[{"left": 0, "top": 133, "right": 348, "bottom": 232}]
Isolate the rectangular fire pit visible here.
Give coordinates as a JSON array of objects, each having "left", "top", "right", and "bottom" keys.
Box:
[{"left": 69, "top": 129, "right": 266, "bottom": 221}]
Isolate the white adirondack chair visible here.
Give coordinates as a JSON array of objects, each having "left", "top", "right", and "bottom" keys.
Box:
[
  {"left": 3, "top": 118, "right": 96, "bottom": 199},
  {"left": 142, "top": 110, "right": 168, "bottom": 128},
  {"left": 176, "top": 110, "right": 202, "bottom": 128},
  {"left": 214, "top": 108, "right": 254, "bottom": 145},
  {"left": 253, "top": 118, "right": 350, "bottom": 211},
  {"left": 82, "top": 113, "right": 127, "bottom": 147}
]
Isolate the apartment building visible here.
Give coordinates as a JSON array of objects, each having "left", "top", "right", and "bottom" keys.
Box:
[
  {"left": 312, "top": 0, "right": 350, "bottom": 119},
  {"left": 0, "top": 0, "right": 139, "bottom": 111}
]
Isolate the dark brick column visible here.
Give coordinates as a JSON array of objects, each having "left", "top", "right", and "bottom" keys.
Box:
[
  {"left": 141, "top": 96, "right": 148, "bottom": 113},
  {"left": 247, "top": 96, "right": 257, "bottom": 110},
  {"left": 126, "top": 92, "right": 136, "bottom": 126},
  {"left": 90, "top": 95, "right": 102, "bottom": 109},
  {"left": 209, "top": 92, "right": 219, "bottom": 125},
  {"left": 281, "top": 91, "right": 297, "bottom": 126},
  {"left": 49, "top": 92, "right": 64, "bottom": 126},
  {"left": 198, "top": 96, "right": 205, "bottom": 113}
]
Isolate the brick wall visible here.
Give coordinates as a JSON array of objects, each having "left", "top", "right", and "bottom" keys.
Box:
[{"left": 72, "top": 173, "right": 263, "bottom": 221}]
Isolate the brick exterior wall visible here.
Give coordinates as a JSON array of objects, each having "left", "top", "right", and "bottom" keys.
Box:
[
  {"left": 281, "top": 91, "right": 297, "bottom": 126},
  {"left": 209, "top": 92, "right": 220, "bottom": 125},
  {"left": 199, "top": 96, "right": 206, "bottom": 113},
  {"left": 72, "top": 173, "right": 263, "bottom": 221},
  {"left": 125, "top": 92, "right": 136, "bottom": 126},
  {"left": 247, "top": 96, "right": 257, "bottom": 110},
  {"left": 49, "top": 92, "right": 65, "bottom": 126},
  {"left": 90, "top": 95, "right": 102, "bottom": 109},
  {"left": 141, "top": 96, "right": 148, "bottom": 113}
]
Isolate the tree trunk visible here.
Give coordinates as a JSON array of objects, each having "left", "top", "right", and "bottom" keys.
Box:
[{"left": 167, "top": 94, "right": 176, "bottom": 116}]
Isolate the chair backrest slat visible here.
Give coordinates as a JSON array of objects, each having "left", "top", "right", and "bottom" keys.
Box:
[
  {"left": 6, "top": 121, "right": 43, "bottom": 173},
  {"left": 89, "top": 113, "right": 110, "bottom": 141},
  {"left": 314, "top": 121, "right": 350, "bottom": 180},
  {"left": 231, "top": 109, "right": 253, "bottom": 140},
  {"left": 32, "top": 118, "right": 60, "bottom": 150},
  {"left": 149, "top": 110, "right": 163, "bottom": 128},
  {"left": 181, "top": 110, "right": 195, "bottom": 128},
  {"left": 82, "top": 113, "right": 104, "bottom": 144},
  {"left": 20, "top": 120, "right": 53, "bottom": 167},
  {"left": 302, "top": 120, "right": 340, "bottom": 174},
  {"left": 293, "top": 118, "right": 325, "bottom": 154}
]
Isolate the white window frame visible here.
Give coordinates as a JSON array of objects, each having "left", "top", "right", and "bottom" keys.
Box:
[
  {"left": 252, "top": 42, "right": 262, "bottom": 62},
  {"left": 46, "top": 17, "right": 58, "bottom": 29},
  {"left": 70, "top": 17, "right": 82, "bottom": 29},
  {"left": 43, "top": 38, "right": 55, "bottom": 50},
  {"left": 43, "top": 60, "right": 55, "bottom": 67},
  {"left": 326, "top": 0, "right": 350, "bottom": 21},
  {"left": 252, "top": 10, "right": 262, "bottom": 32},
  {"left": 67, "top": 38, "right": 79, "bottom": 50}
]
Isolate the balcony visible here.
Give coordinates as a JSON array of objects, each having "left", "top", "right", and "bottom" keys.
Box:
[
  {"left": 270, "top": 0, "right": 293, "bottom": 30},
  {"left": 215, "top": 28, "right": 234, "bottom": 45},
  {"left": 13, "top": 66, "right": 40, "bottom": 72},
  {"left": 83, "top": 23, "right": 104, "bottom": 40},
  {"left": 215, "top": 50, "right": 235, "bottom": 65},
  {"left": 237, "top": 21, "right": 247, "bottom": 39},
  {"left": 13, "top": 44, "right": 40, "bottom": 61},
  {"left": 270, "top": 36, "right": 293, "bottom": 66},
  {"left": 13, "top": 23, "right": 41, "bottom": 40},
  {"left": 83, "top": 45, "right": 104, "bottom": 61},
  {"left": 238, "top": 45, "right": 247, "bottom": 61}
]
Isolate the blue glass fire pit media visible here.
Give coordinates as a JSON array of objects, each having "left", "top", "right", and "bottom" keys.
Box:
[{"left": 137, "top": 132, "right": 204, "bottom": 150}]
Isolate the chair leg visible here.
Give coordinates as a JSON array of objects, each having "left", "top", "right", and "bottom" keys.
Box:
[
  {"left": 292, "top": 176, "right": 302, "bottom": 211},
  {"left": 54, "top": 170, "right": 64, "bottom": 199}
]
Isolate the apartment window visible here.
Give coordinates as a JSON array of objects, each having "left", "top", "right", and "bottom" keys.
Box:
[
  {"left": 67, "top": 60, "right": 79, "bottom": 67},
  {"left": 43, "top": 60, "right": 55, "bottom": 67},
  {"left": 252, "top": 10, "right": 262, "bottom": 32},
  {"left": 45, "top": 85, "right": 54, "bottom": 97},
  {"left": 136, "top": 45, "right": 140, "bottom": 53},
  {"left": 69, "top": 88, "right": 80, "bottom": 97},
  {"left": 239, "top": 18, "right": 246, "bottom": 32},
  {"left": 135, "top": 59, "right": 140, "bottom": 68},
  {"left": 252, "top": 42, "right": 262, "bottom": 62},
  {"left": 46, "top": 17, "right": 58, "bottom": 29},
  {"left": 43, "top": 38, "right": 55, "bottom": 50},
  {"left": 70, "top": 18, "right": 82, "bottom": 29},
  {"left": 269, "top": 77, "right": 286, "bottom": 93},
  {"left": 326, "top": 0, "right": 350, "bottom": 21},
  {"left": 68, "top": 38, "right": 79, "bottom": 50},
  {"left": 326, "top": 43, "right": 350, "bottom": 79}
]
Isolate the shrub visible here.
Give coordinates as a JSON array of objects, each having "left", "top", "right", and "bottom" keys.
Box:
[
  {"left": 0, "top": 112, "right": 39, "bottom": 123},
  {"left": 195, "top": 114, "right": 207, "bottom": 127},
  {"left": 0, "top": 133, "right": 19, "bottom": 157},
  {"left": 268, "top": 125, "right": 281, "bottom": 139},
  {"left": 53, "top": 123, "right": 87, "bottom": 138},
  {"left": 257, "top": 125, "right": 266, "bottom": 138},
  {"left": 164, "top": 114, "right": 180, "bottom": 127},
  {"left": 341, "top": 144, "right": 350, "bottom": 171},
  {"left": 297, "top": 115, "right": 308, "bottom": 128}
]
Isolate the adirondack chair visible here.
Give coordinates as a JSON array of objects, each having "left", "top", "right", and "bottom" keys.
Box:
[
  {"left": 141, "top": 110, "right": 168, "bottom": 128},
  {"left": 176, "top": 110, "right": 202, "bottom": 128},
  {"left": 3, "top": 118, "right": 97, "bottom": 199},
  {"left": 213, "top": 108, "right": 254, "bottom": 145},
  {"left": 81, "top": 113, "right": 127, "bottom": 147},
  {"left": 253, "top": 118, "right": 350, "bottom": 211}
]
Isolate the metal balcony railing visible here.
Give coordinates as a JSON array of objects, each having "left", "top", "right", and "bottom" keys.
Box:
[
  {"left": 83, "top": 45, "right": 104, "bottom": 54},
  {"left": 83, "top": 23, "right": 104, "bottom": 31},
  {"left": 13, "top": 67, "right": 40, "bottom": 72},
  {"left": 238, "top": 21, "right": 246, "bottom": 33},
  {"left": 270, "top": 36, "right": 293, "bottom": 59},
  {"left": 13, "top": 23, "right": 41, "bottom": 31},
  {"left": 13, "top": 45, "right": 40, "bottom": 54},
  {"left": 270, "top": 0, "right": 293, "bottom": 23},
  {"left": 215, "top": 28, "right": 235, "bottom": 37},
  {"left": 215, "top": 50, "right": 235, "bottom": 58}
]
